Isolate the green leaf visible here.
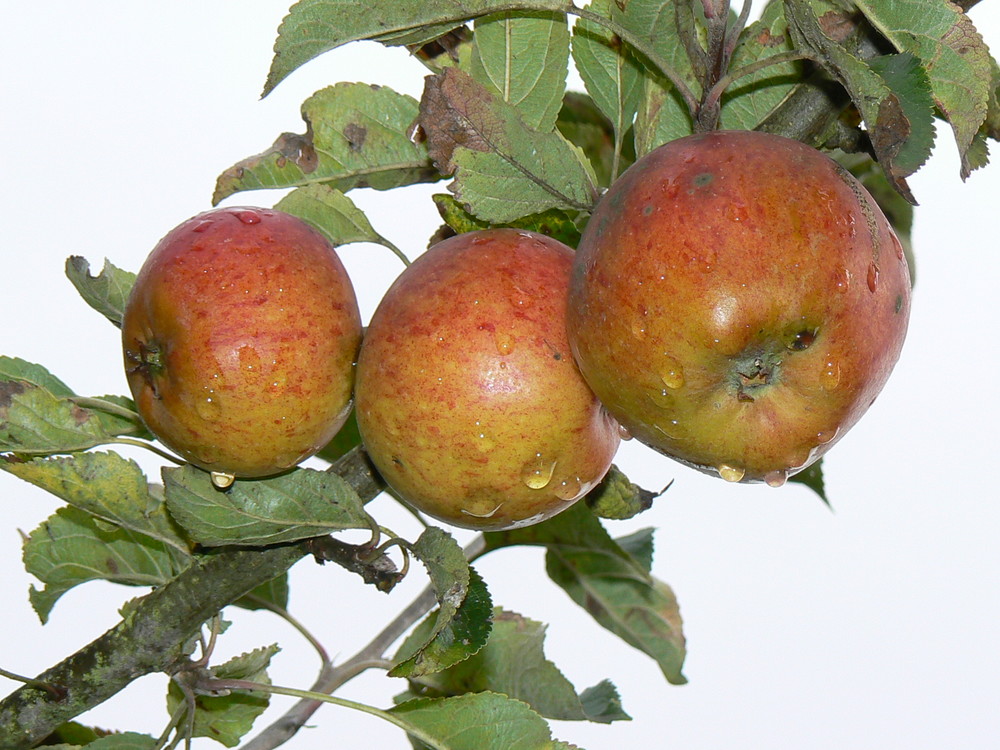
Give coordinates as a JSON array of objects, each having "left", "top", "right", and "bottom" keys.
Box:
[
  {"left": 619, "top": 0, "right": 701, "bottom": 154},
  {"left": 585, "top": 464, "right": 661, "bottom": 520},
  {"left": 867, "top": 52, "right": 936, "bottom": 176},
  {"left": 783, "top": 0, "right": 934, "bottom": 199},
  {"left": 23, "top": 505, "right": 191, "bottom": 622},
  {"left": 389, "top": 691, "right": 575, "bottom": 750},
  {"left": 315, "top": 408, "right": 363, "bottom": 464},
  {"left": 411, "top": 607, "right": 629, "bottom": 723},
  {"left": 391, "top": 567, "right": 493, "bottom": 678},
  {"left": 420, "top": 67, "right": 598, "bottom": 223},
  {"left": 162, "top": 465, "right": 372, "bottom": 547},
  {"left": 64, "top": 256, "right": 136, "bottom": 328},
  {"left": 470, "top": 11, "right": 570, "bottom": 132},
  {"left": 167, "top": 645, "right": 278, "bottom": 748},
  {"left": 485, "top": 502, "right": 686, "bottom": 685},
  {"left": 789, "top": 459, "right": 828, "bottom": 507},
  {"left": 264, "top": 0, "right": 570, "bottom": 96},
  {"left": 0, "top": 361, "right": 147, "bottom": 455},
  {"left": 853, "top": 0, "right": 993, "bottom": 178},
  {"left": 234, "top": 572, "right": 290, "bottom": 612},
  {"left": 555, "top": 92, "right": 624, "bottom": 189},
  {"left": 213, "top": 83, "right": 438, "bottom": 204},
  {"left": 390, "top": 527, "right": 477, "bottom": 678},
  {"left": 1, "top": 451, "right": 189, "bottom": 554},
  {"left": 721, "top": 0, "right": 804, "bottom": 130},
  {"left": 40, "top": 732, "right": 158, "bottom": 750},
  {"left": 571, "top": 0, "right": 643, "bottom": 178},
  {"left": 275, "top": 183, "right": 408, "bottom": 264},
  {"left": 433, "top": 194, "right": 583, "bottom": 247}
]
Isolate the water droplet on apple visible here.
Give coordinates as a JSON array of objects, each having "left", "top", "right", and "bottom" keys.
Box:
[
  {"left": 235, "top": 209, "right": 262, "bottom": 225},
  {"left": 660, "top": 357, "right": 685, "bottom": 389},
  {"left": 210, "top": 471, "right": 235, "bottom": 489},
  {"left": 835, "top": 268, "right": 851, "bottom": 294},
  {"left": 494, "top": 331, "right": 515, "bottom": 356},
  {"left": 788, "top": 330, "right": 816, "bottom": 351},
  {"left": 552, "top": 475, "right": 584, "bottom": 501},
  {"left": 764, "top": 469, "right": 788, "bottom": 488},
  {"left": 192, "top": 219, "right": 213, "bottom": 233},
  {"left": 617, "top": 423, "right": 633, "bottom": 441},
  {"left": 195, "top": 390, "right": 222, "bottom": 421},
  {"left": 892, "top": 233, "right": 904, "bottom": 261},
  {"left": 821, "top": 360, "right": 841, "bottom": 390},
  {"left": 717, "top": 464, "right": 745, "bottom": 482},
  {"left": 867, "top": 262, "right": 880, "bottom": 293},
  {"left": 520, "top": 453, "right": 557, "bottom": 489},
  {"left": 461, "top": 499, "right": 503, "bottom": 518},
  {"left": 630, "top": 320, "right": 647, "bottom": 339}
]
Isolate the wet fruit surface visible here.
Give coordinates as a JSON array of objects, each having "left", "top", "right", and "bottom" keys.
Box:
[
  {"left": 567, "top": 130, "right": 911, "bottom": 483},
  {"left": 355, "top": 229, "right": 620, "bottom": 530},
  {"left": 122, "top": 206, "right": 362, "bottom": 477}
]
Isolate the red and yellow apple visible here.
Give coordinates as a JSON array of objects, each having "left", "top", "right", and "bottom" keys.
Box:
[
  {"left": 122, "top": 206, "right": 361, "bottom": 481},
  {"left": 567, "top": 130, "right": 911, "bottom": 485},
  {"left": 355, "top": 228, "right": 620, "bottom": 529}
]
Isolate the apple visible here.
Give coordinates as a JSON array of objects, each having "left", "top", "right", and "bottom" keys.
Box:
[
  {"left": 355, "top": 229, "right": 620, "bottom": 530},
  {"left": 567, "top": 130, "right": 911, "bottom": 486},
  {"left": 122, "top": 206, "right": 362, "bottom": 482}
]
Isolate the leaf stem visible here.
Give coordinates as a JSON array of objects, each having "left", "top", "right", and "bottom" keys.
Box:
[
  {"left": 241, "top": 595, "right": 331, "bottom": 668},
  {"left": 69, "top": 396, "right": 143, "bottom": 423},
  {"left": 109, "top": 436, "right": 185, "bottom": 465},
  {"left": 238, "top": 534, "right": 486, "bottom": 750},
  {"left": 212, "top": 679, "right": 447, "bottom": 750}
]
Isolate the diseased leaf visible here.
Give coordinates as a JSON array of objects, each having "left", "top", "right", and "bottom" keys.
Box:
[
  {"left": 433, "top": 194, "right": 583, "bottom": 247},
  {"left": 420, "top": 67, "right": 598, "bottom": 222},
  {"left": 853, "top": 0, "right": 992, "bottom": 178},
  {"left": 23, "top": 506, "right": 191, "bottom": 622},
  {"left": 471, "top": 11, "right": 570, "bottom": 132},
  {"left": 585, "top": 464, "right": 661, "bottom": 520},
  {"left": 64, "top": 256, "right": 136, "bottom": 328},
  {"left": 162, "top": 465, "right": 372, "bottom": 547},
  {"left": 410, "top": 607, "right": 629, "bottom": 723},
  {"left": 275, "top": 183, "right": 408, "bottom": 264},
  {"left": 167, "top": 646, "right": 278, "bottom": 748},
  {"left": 485, "top": 502, "right": 686, "bottom": 685},
  {"left": 867, "top": 53, "right": 936, "bottom": 176},
  {"left": 410, "top": 26, "right": 476, "bottom": 73},
  {"left": 784, "top": 0, "right": 933, "bottom": 200},
  {"left": 721, "top": 0, "right": 804, "bottom": 130},
  {"left": 0, "top": 362, "right": 146, "bottom": 455},
  {"left": 265, "top": 0, "right": 569, "bottom": 95},
  {"left": 1, "top": 452, "right": 189, "bottom": 553},
  {"left": 390, "top": 527, "right": 478, "bottom": 678},
  {"left": 214, "top": 83, "right": 438, "bottom": 204},
  {"left": 572, "top": 0, "right": 644, "bottom": 178},
  {"left": 389, "top": 691, "right": 572, "bottom": 750},
  {"left": 391, "top": 567, "right": 492, "bottom": 678}
]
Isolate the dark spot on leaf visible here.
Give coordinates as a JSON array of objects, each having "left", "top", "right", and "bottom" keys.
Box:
[
  {"left": 106, "top": 558, "right": 119, "bottom": 575},
  {"left": 272, "top": 130, "right": 318, "bottom": 174},
  {"left": 0, "top": 380, "right": 26, "bottom": 409},
  {"left": 756, "top": 29, "right": 786, "bottom": 47},
  {"left": 818, "top": 10, "right": 857, "bottom": 42},
  {"left": 344, "top": 123, "right": 367, "bottom": 152}
]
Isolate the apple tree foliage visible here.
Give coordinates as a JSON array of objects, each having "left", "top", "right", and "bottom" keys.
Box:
[{"left": 1, "top": 0, "right": 997, "bottom": 747}]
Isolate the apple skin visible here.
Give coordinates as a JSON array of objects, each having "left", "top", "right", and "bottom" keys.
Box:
[
  {"left": 355, "top": 229, "right": 620, "bottom": 530},
  {"left": 122, "top": 206, "right": 362, "bottom": 478},
  {"left": 567, "top": 130, "right": 911, "bottom": 486}
]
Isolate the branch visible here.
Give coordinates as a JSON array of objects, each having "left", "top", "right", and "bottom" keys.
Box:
[
  {"left": 0, "top": 447, "right": 386, "bottom": 748},
  {"left": 0, "top": 542, "right": 307, "bottom": 749}
]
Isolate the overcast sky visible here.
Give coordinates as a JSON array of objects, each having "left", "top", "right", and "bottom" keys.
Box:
[{"left": 2, "top": 3, "right": 999, "bottom": 749}]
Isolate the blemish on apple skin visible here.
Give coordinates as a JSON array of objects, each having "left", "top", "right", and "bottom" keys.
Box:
[{"left": 895, "top": 295, "right": 904, "bottom": 313}]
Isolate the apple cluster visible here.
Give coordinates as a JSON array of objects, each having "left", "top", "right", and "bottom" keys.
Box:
[{"left": 122, "top": 131, "right": 911, "bottom": 529}]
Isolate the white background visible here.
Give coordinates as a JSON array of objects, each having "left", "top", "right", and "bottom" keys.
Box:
[{"left": 2, "top": 3, "right": 999, "bottom": 749}]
